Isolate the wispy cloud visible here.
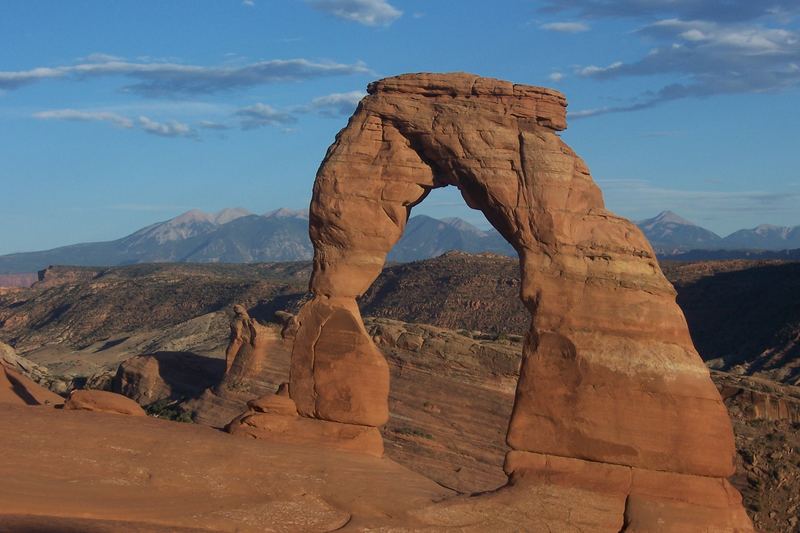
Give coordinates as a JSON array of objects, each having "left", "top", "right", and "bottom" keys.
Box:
[
  {"left": 540, "top": 1, "right": 800, "bottom": 24},
  {"left": 548, "top": 72, "right": 565, "bottom": 82},
  {"left": 33, "top": 108, "right": 198, "bottom": 139},
  {"left": 137, "top": 116, "right": 196, "bottom": 138},
  {"left": 544, "top": 1, "right": 800, "bottom": 116},
  {"left": 198, "top": 120, "right": 230, "bottom": 130},
  {"left": 540, "top": 21, "right": 589, "bottom": 33},
  {"left": 303, "top": 90, "right": 365, "bottom": 116},
  {"left": 31, "top": 89, "right": 367, "bottom": 137},
  {"left": 235, "top": 103, "right": 297, "bottom": 129},
  {"left": 305, "top": 0, "right": 402, "bottom": 26},
  {"left": 0, "top": 55, "right": 371, "bottom": 97},
  {"left": 33, "top": 109, "right": 133, "bottom": 129}
]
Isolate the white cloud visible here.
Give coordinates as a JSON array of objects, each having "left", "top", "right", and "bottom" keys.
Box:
[
  {"left": 33, "top": 109, "right": 133, "bottom": 128},
  {"left": 235, "top": 103, "right": 297, "bottom": 129},
  {"left": 198, "top": 120, "right": 230, "bottom": 130},
  {"left": 648, "top": 18, "right": 799, "bottom": 55},
  {"left": 82, "top": 53, "right": 124, "bottom": 63},
  {"left": 33, "top": 108, "right": 200, "bottom": 138},
  {"left": 306, "top": 90, "right": 365, "bottom": 116},
  {"left": 137, "top": 116, "right": 196, "bottom": 138},
  {"left": 548, "top": 72, "right": 564, "bottom": 82},
  {"left": 540, "top": 1, "right": 800, "bottom": 24},
  {"left": 544, "top": 2, "right": 800, "bottom": 116},
  {"left": 578, "top": 61, "right": 622, "bottom": 77},
  {"left": 540, "top": 21, "right": 589, "bottom": 33},
  {"left": 305, "top": 0, "right": 402, "bottom": 26},
  {"left": 0, "top": 55, "right": 371, "bottom": 96},
  {"left": 242, "top": 0, "right": 255, "bottom": 6}
]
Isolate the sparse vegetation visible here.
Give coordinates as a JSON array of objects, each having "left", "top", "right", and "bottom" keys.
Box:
[{"left": 145, "top": 398, "right": 194, "bottom": 423}]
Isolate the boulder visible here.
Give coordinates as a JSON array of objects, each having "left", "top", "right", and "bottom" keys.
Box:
[
  {"left": 226, "top": 388, "right": 383, "bottom": 458},
  {"left": 64, "top": 389, "right": 146, "bottom": 416},
  {"left": 113, "top": 351, "right": 223, "bottom": 405}
]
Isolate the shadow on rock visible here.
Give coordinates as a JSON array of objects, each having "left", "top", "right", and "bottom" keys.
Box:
[{"left": 112, "top": 351, "right": 225, "bottom": 407}]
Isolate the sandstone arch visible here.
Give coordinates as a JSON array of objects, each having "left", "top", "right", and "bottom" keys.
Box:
[{"left": 289, "top": 73, "right": 752, "bottom": 530}]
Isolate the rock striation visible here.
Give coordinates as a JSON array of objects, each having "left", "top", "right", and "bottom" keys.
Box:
[{"left": 288, "top": 72, "right": 752, "bottom": 530}]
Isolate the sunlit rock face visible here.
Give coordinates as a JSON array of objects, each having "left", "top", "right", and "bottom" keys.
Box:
[{"left": 288, "top": 72, "right": 752, "bottom": 531}]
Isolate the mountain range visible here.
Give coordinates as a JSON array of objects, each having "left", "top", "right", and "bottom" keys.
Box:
[
  {"left": 1, "top": 208, "right": 797, "bottom": 275},
  {"left": 638, "top": 211, "right": 800, "bottom": 255},
  {"left": 0, "top": 208, "right": 513, "bottom": 274}
]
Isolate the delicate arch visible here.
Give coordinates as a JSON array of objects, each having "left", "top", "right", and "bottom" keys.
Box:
[{"left": 290, "top": 73, "right": 734, "bottom": 477}]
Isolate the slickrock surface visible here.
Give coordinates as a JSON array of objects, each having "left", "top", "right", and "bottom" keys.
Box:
[
  {"left": 1, "top": 340, "right": 51, "bottom": 386},
  {"left": 0, "top": 364, "right": 63, "bottom": 406},
  {"left": 0, "top": 403, "right": 757, "bottom": 532},
  {"left": 287, "top": 72, "right": 749, "bottom": 529},
  {"left": 65, "top": 389, "right": 146, "bottom": 416},
  {"left": 1, "top": 341, "right": 63, "bottom": 406},
  {"left": 0, "top": 403, "right": 449, "bottom": 532}
]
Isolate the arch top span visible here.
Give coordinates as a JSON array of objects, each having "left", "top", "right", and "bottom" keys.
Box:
[{"left": 366, "top": 72, "right": 568, "bottom": 131}]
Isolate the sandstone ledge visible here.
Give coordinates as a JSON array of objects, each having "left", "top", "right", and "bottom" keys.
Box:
[{"left": 367, "top": 72, "right": 568, "bottom": 130}]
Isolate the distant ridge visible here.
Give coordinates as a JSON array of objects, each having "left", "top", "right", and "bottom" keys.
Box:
[
  {"left": 637, "top": 211, "right": 722, "bottom": 255},
  {"left": 2, "top": 208, "right": 798, "bottom": 273},
  {"left": 636, "top": 211, "right": 800, "bottom": 258},
  {"left": 0, "top": 209, "right": 512, "bottom": 274}
]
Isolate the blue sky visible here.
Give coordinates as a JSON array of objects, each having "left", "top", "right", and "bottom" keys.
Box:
[{"left": 1, "top": 0, "right": 799, "bottom": 254}]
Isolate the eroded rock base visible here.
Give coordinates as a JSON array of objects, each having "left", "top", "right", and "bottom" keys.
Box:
[
  {"left": 502, "top": 451, "right": 754, "bottom": 533},
  {"left": 226, "top": 391, "right": 384, "bottom": 457}
]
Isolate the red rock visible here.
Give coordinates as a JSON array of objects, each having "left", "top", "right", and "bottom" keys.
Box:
[
  {"left": 0, "top": 365, "right": 63, "bottom": 407},
  {"left": 624, "top": 468, "right": 755, "bottom": 532},
  {"left": 222, "top": 304, "right": 281, "bottom": 391},
  {"left": 247, "top": 392, "right": 298, "bottom": 416},
  {"left": 290, "top": 298, "right": 389, "bottom": 426},
  {"left": 285, "top": 72, "right": 749, "bottom": 529},
  {"left": 502, "top": 451, "right": 754, "bottom": 532},
  {"left": 227, "top": 391, "right": 383, "bottom": 458},
  {"left": 225, "top": 304, "right": 252, "bottom": 373},
  {"left": 64, "top": 389, "right": 146, "bottom": 416}
]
